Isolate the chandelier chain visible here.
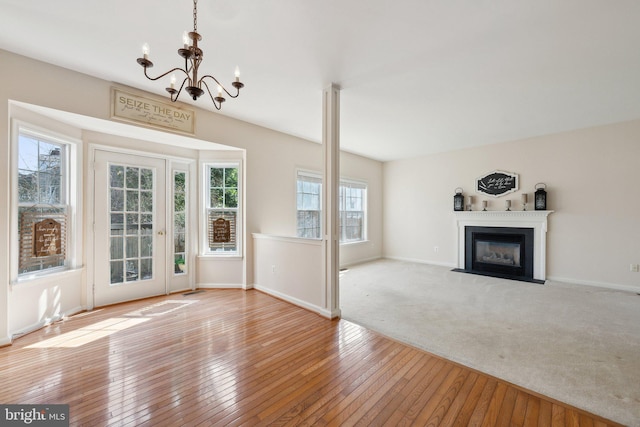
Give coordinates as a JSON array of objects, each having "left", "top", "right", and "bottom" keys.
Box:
[{"left": 193, "top": 0, "right": 198, "bottom": 32}]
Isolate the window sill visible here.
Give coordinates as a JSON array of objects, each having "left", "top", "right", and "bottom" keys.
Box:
[
  {"left": 340, "top": 240, "right": 369, "bottom": 247},
  {"left": 198, "top": 255, "right": 243, "bottom": 261},
  {"left": 11, "top": 266, "right": 84, "bottom": 288}
]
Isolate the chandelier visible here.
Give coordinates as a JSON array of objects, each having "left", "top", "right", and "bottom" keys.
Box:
[{"left": 136, "top": 0, "right": 244, "bottom": 110}]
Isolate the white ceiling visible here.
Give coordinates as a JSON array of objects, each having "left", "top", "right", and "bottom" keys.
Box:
[{"left": 1, "top": 0, "right": 640, "bottom": 162}]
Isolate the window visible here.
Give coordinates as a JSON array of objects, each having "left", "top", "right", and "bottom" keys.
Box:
[
  {"left": 339, "top": 181, "right": 367, "bottom": 242},
  {"left": 16, "top": 129, "right": 71, "bottom": 275},
  {"left": 205, "top": 164, "right": 239, "bottom": 254},
  {"left": 296, "top": 171, "right": 367, "bottom": 243},
  {"left": 296, "top": 172, "right": 322, "bottom": 239}
]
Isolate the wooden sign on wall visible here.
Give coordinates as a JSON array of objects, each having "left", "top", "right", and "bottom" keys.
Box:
[
  {"left": 111, "top": 88, "right": 195, "bottom": 134},
  {"left": 33, "top": 218, "right": 62, "bottom": 257}
]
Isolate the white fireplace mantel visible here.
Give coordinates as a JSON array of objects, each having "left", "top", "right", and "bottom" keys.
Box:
[{"left": 454, "top": 210, "right": 553, "bottom": 280}]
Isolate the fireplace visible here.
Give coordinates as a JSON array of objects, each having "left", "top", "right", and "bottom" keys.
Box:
[
  {"left": 465, "top": 226, "right": 535, "bottom": 281},
  {"left": 454, "top": 211, "right": 552, "bottom": 283}
]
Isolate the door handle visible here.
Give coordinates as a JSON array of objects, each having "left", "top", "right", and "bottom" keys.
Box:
[{"left": 158, "top": 231, "right": 165, "bottom": 236}]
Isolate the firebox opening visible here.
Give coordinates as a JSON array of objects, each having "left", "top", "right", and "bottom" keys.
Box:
[{"left": 457, "top": 226, "right": 543, "bottom": 284}]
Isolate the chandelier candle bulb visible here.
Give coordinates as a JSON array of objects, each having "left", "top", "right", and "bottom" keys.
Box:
[
  {"left": 235, "top": 66, "right": 240, "bottom": 82},
  {"left": 170, "top": 74, "right": 176, "bottom": 89},
  {"left": 142, "top": 43, "right": 150, "bottom": 60},
  {"left": 182, "top": 31, "right": 189, "bottom": 49}
]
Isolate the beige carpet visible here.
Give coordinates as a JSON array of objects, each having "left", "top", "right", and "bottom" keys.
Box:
[{"left": 339, "top": 259, "right": 640, "bottom": 426}]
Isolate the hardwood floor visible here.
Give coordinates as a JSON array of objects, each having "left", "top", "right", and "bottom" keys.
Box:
[{"left": 0, "top": 290, "right": 622, "bottom": 426}]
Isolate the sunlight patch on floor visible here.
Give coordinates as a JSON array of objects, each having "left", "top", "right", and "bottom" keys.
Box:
[{"left": 25, "top": 299, "right": 198, "bottom": 348}]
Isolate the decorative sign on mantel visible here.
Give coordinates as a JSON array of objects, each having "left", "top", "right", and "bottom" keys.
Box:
[
  {"left": 476, "top": 170, "right": 518, "bottom": 197},
  {"left": 111, "top": 88, "right": 195, "bottom": 134}
]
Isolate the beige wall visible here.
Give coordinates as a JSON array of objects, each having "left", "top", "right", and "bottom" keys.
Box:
[
  {"left": 0, "top": 50, "right": 383, "bottom": 342},
  {"left": 253, "top": 234, "right": 325, "bottom": 315},
  {"left": 383, "top": 119, "right": 640, "bottom": 291}
]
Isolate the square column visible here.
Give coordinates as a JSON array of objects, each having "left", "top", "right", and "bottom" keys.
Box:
[{"left": 322, "top": 84, "right": 341, "bottom": 318}]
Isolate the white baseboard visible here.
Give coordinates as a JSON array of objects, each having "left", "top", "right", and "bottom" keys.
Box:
[
  {"left": 547, "top": 276, "right": 640, "bottom": 293},
  {"left": 198, "top": 283, "right": 243, "bottom": 289},
  {"left": 253, "top": 283, "right": 336, "bottom": 319},
  {"left": 384, "top": 256, "right": 457, "bottom": 269},
  {"left": 10, "top": 305, "right": 85, "bottom": 343},
  {"left": 340, "top": 256, "right": 382, "bottom": 269}
]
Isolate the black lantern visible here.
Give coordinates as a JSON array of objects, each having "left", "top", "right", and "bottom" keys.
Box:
[
  {"left": 534, "top": 183, "right": 547, "bottom": 210},
  {"left": 454, "top": 187, "right": 464, "bottom": 211}
]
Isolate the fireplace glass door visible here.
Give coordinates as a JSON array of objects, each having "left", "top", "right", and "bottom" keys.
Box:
[{"left": 465, "top": 226, "right": 534, "bottom": 280}]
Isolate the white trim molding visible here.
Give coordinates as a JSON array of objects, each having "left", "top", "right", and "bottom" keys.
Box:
[{"left": 454, "top": 211, "right": 553, "bottom": 281}]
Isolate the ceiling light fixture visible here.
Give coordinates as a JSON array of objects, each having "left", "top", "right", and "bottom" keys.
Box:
[{"left": 136, "top": 0, "right": 244, "bottom": 110}]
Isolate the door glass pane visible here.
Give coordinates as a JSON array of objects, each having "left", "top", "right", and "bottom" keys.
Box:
[
  {"left": 174, "top": 171, "right": 187, "bottom": 275},
  {"left": 140, "top": 169, "right": 153, "bottom": 190},
  {"left": 126, "top": 167, "right": 139, "bottom": 189},
  {"left": 110, "top": 165, "right": 125, "bottom": 188},
  {"left": 141, "top": 214, "right": 153, "bottom": 235},
  {"left": 110, "top": 213, "right": 124, "bottom": 235},
  {"left": 126, "top": 213, "right": 139, "bottom": 235},
  {"left": 140, "top": 259, "right": 153, "bottom": 280},
  {"left": 110, "top": 236, "right": 124, "bottom": 260},
  {"left": 126, "top": 236, "right": 139, "bottom": 258},
  {"left": 109, "top": 164, "right": 153, "bottom": 285},
  {"left": 141, "top": 235, "right": 153, "bottom": 257},
  {"left": 140, "top": 191, "right": 153, "bottom": 212},
  {"left": 110, "top": 260, "right": 124, "bottom": 284},
  {"left": 125, "top": 260, "right": 139, "bottom": 282},
  {"left": 111, "top": 189, "right": 124, "bottom": 211}
]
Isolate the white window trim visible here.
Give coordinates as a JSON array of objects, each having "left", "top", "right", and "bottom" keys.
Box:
[
  {"left": 10, "top": 120, "right": 83, "bottom": 284},
  {"left": 200, "top": 160, "right": 243, "bottom": 257}
]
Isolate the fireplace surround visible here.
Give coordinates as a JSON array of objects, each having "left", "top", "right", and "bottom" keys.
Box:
[{"left": 454, "top": 211, "right": 552, "bottom": 282}]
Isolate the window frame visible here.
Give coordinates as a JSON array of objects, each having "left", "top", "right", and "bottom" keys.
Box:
[
  {"left": 296, "top": 170, "right": 323, "bottom": 239},
  {"left": 295, "top": 170, "right": 368, "bottom": 244},
  {"left": 339, "top": 178, "right": 368, "bottom": 243},
  {"left": 201, "top": 161, "right": 242, "bottom": 257},
  {"left": 10, "top": 121, "right": 82, "bottom": 283}
]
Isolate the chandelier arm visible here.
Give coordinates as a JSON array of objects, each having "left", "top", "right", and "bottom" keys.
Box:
[
  {"left": 143, "top": 66, "right": 189, "bottom": 82},
  {"left": 168, "top": 78, "right": 190, "bottom": 102},
  {"left": 200, "top": 75, "right": 241, "bottom": 98},
  {"left": 201, "top": 80, "right": 223, "bottom": 110}
]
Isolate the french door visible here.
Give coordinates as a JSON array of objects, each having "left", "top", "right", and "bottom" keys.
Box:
[{"left": 93, "top": 150, "right": 167, "bottom": 307}]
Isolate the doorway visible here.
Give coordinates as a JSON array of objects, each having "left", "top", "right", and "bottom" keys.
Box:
[{"left": 93, "top": 149, "right": 168, "bottom": 306}]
